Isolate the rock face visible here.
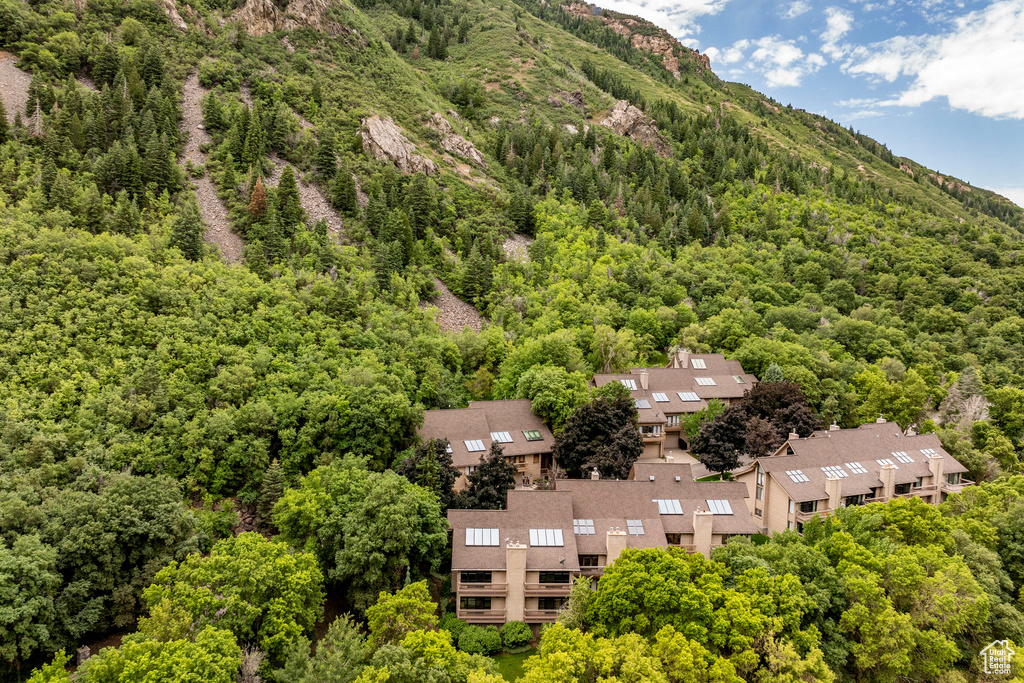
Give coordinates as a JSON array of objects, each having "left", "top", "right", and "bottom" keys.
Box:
[
  {"left": 234, "top": 0, "right": 346, "bottom": 35},
  {"left": 360, "top": 115, "right": 438, "bottom": 175},
  {"left": 599, "top": 100, "right": 671, "bottom": 157},
  {"left": 162, "top": 0, "right": 187, "bottom": 31},
  {"left": 428, "top": 113, "right": 487, "bottom": 169}
]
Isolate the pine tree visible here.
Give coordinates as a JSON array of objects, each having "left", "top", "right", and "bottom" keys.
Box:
[
  {"left": 315, "top": 134, "right": 336, "bottom": 179},
  {"left": 310, "top": 80, "right": 323, "bottom": 107},
  {"left": 171, "top": 201, "right": 205, "bottom": 261},
  {"left": 113, "top": 191, "right": 141, "bottom": 235},
  {"left": 262, "top": 201, "right": 288, "bottom": 264},
  {"left": 0, "top": 98, "right": 8, "bottom": 144},
  {"left": 247, "top": 176, "right": 267, "bottom": 218},
  {"left": 49, "top": 169, "right": 76, "bottom": 211},
  {"left": 763, "top": 363, "right": 785, "bottom": 383},
  {"left": 331, "top": 168, "right": 358, "bottom": 216},
  {"left": 78, "top": 183, "right": 105, "bottom": 233},
  {"left": 40, "top": 157, "right": 57, "bottom": 199},
  {"left": 277, "top": 165, "right": 303, "bottom": 233},
  {"left": 242, "top": 102, "right": 265, "bottom": 169},
  {"left": 257, "top": 459, "right": 285, "bottom": 528},
  {"left": 93, "top": 42, "right": 120, "bottom": 87}
]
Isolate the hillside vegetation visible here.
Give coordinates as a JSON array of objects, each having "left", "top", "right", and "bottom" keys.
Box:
[{"left": 1, "top": 0, "right": 1024, "bottom": 678}]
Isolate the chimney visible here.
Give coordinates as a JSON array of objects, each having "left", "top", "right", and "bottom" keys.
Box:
[
  {"left": 590, "top": 467, "right": 600, "bottom": 480},
  {"left": 829, "top": 423, "right": 840, "bottom": 431},
  {"left": 879, "top": 463, "right": 896, "bottom": 500},
  {"left": 673, "top": 348, "right": 690, "bottom": 369},
  {"left": 505, "top": 542, "right": 527, "bottom": 622},
  {"left": 926, "top": 452, "right": 944, "bottom": 487},
  {"left": 640, "top": 368, "right": 649, "bottom": 390},
  {"left": 788, "top": 431, "right": 799, "bottom": 441},
  {"left": 693, "top": 510, "right": 713, "bottom": 559},
  {"left": 876, "top": 414, "right": 887, "bottom": 424},
  {"left": 825, "top": 475, "right": 841, "bottom": 511},
  {"left": 606, "top": 528, "right": 628, "bottom": 566}
]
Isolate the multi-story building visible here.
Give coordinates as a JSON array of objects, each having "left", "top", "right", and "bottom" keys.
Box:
[
  {"left": 447, "top": 461, "right": 758, "bottom": 625},
  {"left": 419, "top": 400, "right": 555, "bottom": 489},
  {"left": 592, "top": 350, "right": 758, "bottom": 458},
  {"left": 733, "top": 420, "right": 972, "bottom": 535}
]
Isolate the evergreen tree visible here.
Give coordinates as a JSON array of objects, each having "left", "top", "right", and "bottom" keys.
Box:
[
  {"left": 49, "top": 169, "right": 76, "bottom": 211},
  {"left": 40, "top": 157, "right": 57, "bottom": 200},
  {"left": 247, "top": 176, "right": 267, "bottom": 218},
  {"left": 331, "top": 167, "right": 358, "bottom": 216},
  {"left": 257, "top": 459, "right": 285, "bottom": 528},
  {"left": 763, "top": 363, "right": 785, "bottom": 383},
  {"left": 113, "top": 191, "right": 141, "bottom": 235},
  {"left": 310, "top": 80, "right": 323, "bottom": 107},
  {"left": 0, "top": 98, "right": 8, "bottom": 144},
  {"left": 242, "top": 103, "right": 265, "bottom": 169},
  {"left": 171, "top": 201, "right": 205, "bottom": 261},
  {"left": 277, "top": 165, "right": 303, "bottom": 233},
  {"left": 93, "top": 41, "right": 120, "bottom": 87},
  {"left": 78, "top": 183, "right": 105, "bottom": 233},
  {"left": 454, "top": 444, "right": 516, "bottom": 510},
  {"left": 396, "top": 439, "right": 459, "bottom": 511},
  {"left": 315, "top": 134, "right": 336, "bottom": 179},
  {"left": 262, "top": 201, "right": 288, "bottom": 264}
]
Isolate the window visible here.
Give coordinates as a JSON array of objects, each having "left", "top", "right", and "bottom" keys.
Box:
[
  {"left": 894, "top": 483, "right": 912, "bottom": 495},
  {"left": 706, "top": 499, "right": 734, "bottom": 515},
  {"left": 635, "top": 399, "right": 651, "bottom": 409},
  {"left": 626, "top": 520, "right": 644, "bottom": 535},
  {"left": 786, "top": 470, "right": 810, "bottom": 483},
  {"left": 733, "top": 375, "right": 745, "bottom": 383},
  {"left": 640, "top": 425, "right": 662, "bottom": 436},
  {"left": 920, "top": 448, "right": 939, "bottom": 456},
  {"left": 653, "top": 499, "right": 683, "bottom": 515},
  {"left": 578, "top": 555, "right": 600, "bottom": 567},
  {"left": 798, "top": 500, "right": 817, "bottom": 513},
  {"left": 892, "top": 451, "right": 914, "bottom": 464},
  {"left": 665, "top": 533, "right": 681, "bottom": 545},
  {"left": 529, "top": 529, "right": 564, "bottom": 547},
  {"left": 756, "top": 466, "right": 764, "bottom": 501},
  {"left": 490, "top": 431, "right": 513, "bottom": 443},
  {"left": 820, "top": 465, "right": 849, "bottom": 478},
  {"left": 538, "top": 571, "right": 570, "bottom": 584},
  {"left": 652, "top": 392, "right": 669, "bottom": 402},
  {"left": 666, "top": 415, "right": 680, "bottom": 426},
  {"left": 573, "top": 519, "right": 595, "bottom": 535},
  {"left": 460, "top": 596, "right": 491, "bottom": 610},
  {"left": 691, "top": 358, "right": 707, "bottom": 369},
  {"left": 787, "top": 521, "right": 793, "bottom": 530},
  {"left": 788, "top": 500, "right": 795, "bottom": 514},
  {"left": 695, "top": 377, "right": 716, "bottom": 386},
  {"left": 677, "top": 391, "right": 700, "bottom": 402},
  {"left": 844, "top": 494, "right": 865, "bottom": 507},
  {"left": 461, "top": 571, "right": 492, "bottom": 584},
  {"left": 465, "top": 439, "right": 486, "bottom": 452},
  {"left": 876, "top": 458, "right": 899, "bottom": 469},
  {"left": 754, "top": 507, "right": 763, "bottom": 517},
  {"left": 538, "top": 597, "right": 567, "bottom": 610},
  {"left": 465, "top": 466, "right": 477, "bottom": 475},
  {"left": 946, "top": 472, "right": 962, "bottom": 485},
  {"left": 846, "top": 461, "right": 868, "bottom": 475},
  {"left": 915, "top": 477, "right": 924, "bottom": 488},
  {"left": 465, "top": 528, "right": 500, "bottom": 546},
  {"left": 523, "top": 430, "right": 542, "bottom": 441},
  {"left": 620, "top": 379, "right": 637, "bottom": 390}
]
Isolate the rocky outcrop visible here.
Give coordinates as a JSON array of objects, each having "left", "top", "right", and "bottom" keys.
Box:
[
  {"left": 162, "top": 0, "right": 187, "bottom": 31},
  {"left": 427, "top": 113, "right": 486, "bottom": 169},
  {"left": 234, "top": 0, "right": 348, "bottom": 36},
  {"left": 560, "top": 89, "right": 585, "bottom": 109},
  {"left": 599, "top": 100, "right": 671, "bottom": 157},
  {"left": 360, "top": 115, "right": 438, "bottom": 175}
]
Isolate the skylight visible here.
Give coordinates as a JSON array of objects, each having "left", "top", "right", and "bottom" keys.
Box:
[
  {"left": 523, "top": 430, "right": 542, "bottom": 441},
  {"left": 892, "top": 451, "right": 914, "bottom": 464},
  {"left": 652, "top": 392, "right": 669, "bottom": 402},
  {"left": 691, "top": 359, "right": 707, "bottom": 369},
  {"left": 466, "top": 528, "right": 500, "bottom": 546},
  {"left": 490, "top": 431, "right": 513, "bottom": 443},
  {"left": 573, "top": 519, "right": 595, "bottom": 535},
  {"left": 677, "top": 392, "right": 700, "bottom": 402},
  {"left": 786, "top": 470, "right": 810, "bottom": 483},
  {"left": 635, "top": 399, "right": 651, "bottom": 409},
  {"left": 876, "top": 459, "right": 899, "bottom": 469},
  {"left": 920, "top": 448, "right": 939, "bottom": 456},
  {"left": 846, "top": 462, "right": 868, "bottom": 474},
  {"left": 626, "top": 520, "right": 644, "bottom": 535},
  {"left": 695, "top": 377, "right": 716, "bottom": 386},
  {"left": 529, "top": 529, "right": 564, "bottom": 547},
  {"left": 733, "top": 375, "right": 745, "bottom": 383},
  {"left": 653, "top": 499, "right": 683, "bottom": 515},
  {"left": 706, "top": 499, "right": 733, "bottom": 515},
  {"left": 464, "top": 440, "right": 486, "bottom": 452},
  {"left": 620, "top": 379, "right": 637, "bottom": 390},
  {"left": 821, "top": 465, "right": 848, "bottom": 478}
]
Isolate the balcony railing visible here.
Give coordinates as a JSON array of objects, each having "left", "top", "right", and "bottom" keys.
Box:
[
  {"left": 523, "top": 609, "right": 561, "bottom": 623},
  {"left": 579, "top": 566, "right": 604, "bottom": 576},
  {"left": 457, "top": 608, "right": 506, "bottom": 624},
  {"left": 457, "top": 583, "right": 507, "bottom": 596},
  {"left": 942, "top": 478, "right": 974, "bottom": 492},
  {"left": 524, "top": 583, "right": 572, "bottom": 597}
]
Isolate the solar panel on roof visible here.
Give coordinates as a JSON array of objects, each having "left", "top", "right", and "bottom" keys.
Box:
[
  {"left": 573, "top": 519, "right": 595, "bottom": 535},
  {"left": 465, "top": 528, "right": 499, "bottom": 546},
  {"left": 652, "top": 392, "right": 669, "bottom": 402},
  {"left": 677, "top": 392, "right": 700, "bottom": 402},
  {"left": 821, "top": 465, "right": 849, "bottom": 478},
  {"left": 653, "top": 499, "right": 683, "bottom": 514},
  {"left": 490, "top": 431, "right": 513, "bottom": 443},
  {"left": 892, "top": 451, "right": 914, "bottom": 464},
  {"left": 695, "top": 377, "right": 716, "bottom": 386},
  {"left": 876, "top": 458, "right": 899, "bottom": 469},
  {"left": 846, "top": 461, "right": 868, "bottom": 474},
  {"left": 635, "top": 399, "right": 651, "bottom": 409},
  {"left": 529, "top": 529, "right": 564, "bottom": 547},
  {"left": 523, "top": 430, "right": 542, "bottom": 441},
  {"left": 786, "top": 469, "right": 810, "bottom": 483},
  {"left": 620, "top": 379, "right": 637, "bottom": 390},
  {"left": 691, "top": 359, "right": 707, "bottom": 369},
  {"left": 626, "top": 520, "right": 644, "bottom": 535},
  {"left": 920, "top": 448, "right": 939, "bottom": 456},
  {"left": 706, "top": 499, "right": 733, "bottom": 515},
  {"left": 464, "top": 439, "right": 486, "bottom": 452}
]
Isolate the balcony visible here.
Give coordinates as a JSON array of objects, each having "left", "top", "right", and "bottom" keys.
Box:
[
  {"left": 458, "top": 609, "right": 506, "bottom": 624},
  {"left": 579, "top": 566, "right": 605, "bottom": 577},
  {"left": 457, "top": 583, "right": 507, "bottom": 596},
  {"left": 640, "top": 432, "right": 664, "bottom": 442},
  {"left": 794, "top": 509, "right": 828, "bottom": 523},
  {"left": 524, "top": 583, "right": 572, "bottom": 597},
  {"left": 942, "top": 478, "right": 974, "bottom": 494},
  {"left": 524, "top": 609, "right": 561, "bottom": 623}
]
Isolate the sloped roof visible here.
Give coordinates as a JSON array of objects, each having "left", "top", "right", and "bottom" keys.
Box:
[{"left": 419, "top": 399, "right": 554, "bottom": 468}]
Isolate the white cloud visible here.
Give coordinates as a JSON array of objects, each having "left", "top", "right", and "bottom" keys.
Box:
[
  {"left": 844, "top": 0, "right": 1024, "bottom": 119},
  {"left": 588, "top": 0, "right": 733, "bottom": 40},
  {"left": 784, "top": 0, "right": 811, "bottom": 19},
  {"left": 987, "top": 187, "right": 1024, "bottom": 208},
  {"left": 749, "top": 36, "right": 826, "bottom": 87},
  {"left": 821, "top": 7, "right": 855, "bottom": 58},
  {"left": 704, "top": 39, "right": 748, "bottom": 65}
]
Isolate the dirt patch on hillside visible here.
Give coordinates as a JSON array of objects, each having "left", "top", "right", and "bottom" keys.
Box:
[
  {"left": 421, "top": 277, "right": 484, "bottom": 332},
  {"left": 502, "top": 233, "right": 532, "bottom": 262},
  {"left": 0, "top": 51, "right": 32, "bottom": 124}
]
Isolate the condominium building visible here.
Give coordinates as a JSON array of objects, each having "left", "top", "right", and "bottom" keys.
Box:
[
  {"left": 447, "top": 461, "right": 758, "bottom": 625},
  {"left": 733, "top": 420, "right": 972, "bottom": 535},
  {"left": 592, "top": 350, "right": 757, "bottom": 458},
  {"left": 419, "top": 400, "right": 555, "bottom": 489}
]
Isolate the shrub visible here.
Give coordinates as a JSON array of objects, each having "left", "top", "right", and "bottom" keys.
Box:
[
  {"left": 457, "top": 624, "right": 501, "bottom": 654},
  {"left": 439, "top": 612, "right": 468, "bottom": 643},
  {"left": 499, "top": 621, "right": 532, "bottom": 650}
]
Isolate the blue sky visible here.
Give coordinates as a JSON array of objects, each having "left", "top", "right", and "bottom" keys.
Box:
[{"left": 592, "top": 0, "right": 1024, "bottom": 207}]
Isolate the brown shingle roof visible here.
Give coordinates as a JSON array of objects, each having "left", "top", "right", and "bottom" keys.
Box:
[
  {"left": 755, "top": 422, "right": 968, "bottom": 503},
  {"left": 419, "top": 400, "right": 554, "bottom": 469}
]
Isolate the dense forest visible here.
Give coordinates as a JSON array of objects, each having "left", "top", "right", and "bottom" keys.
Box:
[{"left": 1, "top": 0, "right": 1024, "bottom": 678}]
